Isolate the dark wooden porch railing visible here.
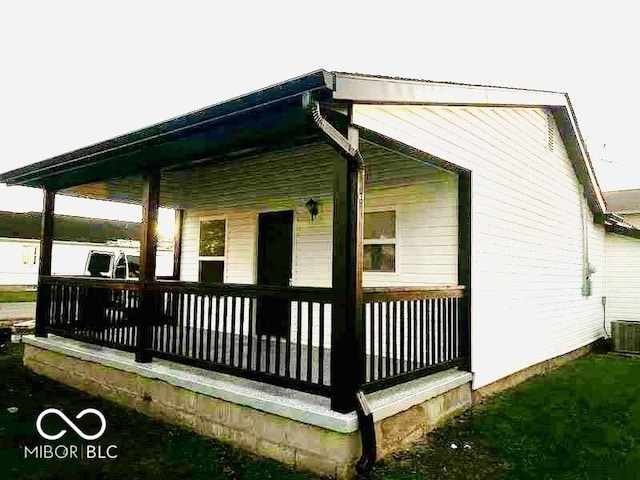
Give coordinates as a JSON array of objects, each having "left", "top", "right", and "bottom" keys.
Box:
[
  {"left": 41, "top": 276, "right": 333, "bottom": 396},
  {"left": 40, "top": 276, "right": 468, "bottom": 399},
  {"left": 45, "top": 276, "right": 141, "bottom": 352},
  {"left": 362, "top": 286, "right": 467, "bottom": 392},
  {"left": 147, "top": 281, "right": 332, "bottom": 395}
]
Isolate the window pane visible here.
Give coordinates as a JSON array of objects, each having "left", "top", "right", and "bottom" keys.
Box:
[
  {"left": 199, "top": 220, "right": 226, "bottom": 256},
  {"left": 127, "top": 256, "right": 140, "bottom": 279},
  {"left": 364, "top": 244, "right": 395, "bottom": 272},
  {"left": 364, "top": 211, "right": 395, "bottom": 240},
  {"left": 199, "top": 260, "right": 225, "bottom": 283},
  {"left": 87, "top": 253, "right": 113, "bottom": 277}
]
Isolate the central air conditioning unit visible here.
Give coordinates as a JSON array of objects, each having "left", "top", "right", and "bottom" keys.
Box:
[{"left": 612, "top": 321, "right": 640, "bottom": 354}]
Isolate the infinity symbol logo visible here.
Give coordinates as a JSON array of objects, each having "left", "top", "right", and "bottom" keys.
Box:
[{"left": 36, "top": 408, "right": 107, "bottom": 441}]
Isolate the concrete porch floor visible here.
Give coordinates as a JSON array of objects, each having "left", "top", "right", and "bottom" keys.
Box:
[{"left": 64, "top": 324, "right": 453, "bottom": 387}]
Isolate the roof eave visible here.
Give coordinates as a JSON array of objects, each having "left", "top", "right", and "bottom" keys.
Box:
[
  {"left": 331, "top": 73, "right": 606, "bottom": 215},
  {"left": 0, "top": 69, "right": 335, "bottom": 189},
  {"left": 332, "top": 72, "right": 568, "bottom": 107}
]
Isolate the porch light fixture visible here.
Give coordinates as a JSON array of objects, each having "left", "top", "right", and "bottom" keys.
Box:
[{"left": 305, "top": 198, "right": 319, "bottom": 221}]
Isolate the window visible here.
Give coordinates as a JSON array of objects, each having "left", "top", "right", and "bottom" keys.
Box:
[
  {"left": 114, "top": 255, "right": 127, "bottom": 279},
  {"left": 127, "top": 255, "right": 140, "bottom": 279},
  {"left": 21, "top": 245, "right": 37, "bottom": 266},
  {"left": 364, "top": 210, "right": 396, "bottom": 272},
  {"left": 87, "top": 252, "right": 114, "bottom": 277},
  {"left": 198, "top": 219, "right": 226, "bottom": 283}
]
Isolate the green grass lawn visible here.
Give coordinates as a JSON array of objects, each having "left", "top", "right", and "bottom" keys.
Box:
[
  {"left": 0, "top": 343, "right": 321, "bottom": 480},
  {"left": 371, "top": 353, "right": 640, "bottom": 479},
  {"left": 0, "top": 291, "right": 37, "bottom": 303},
  {"left": 3, "top": 342, "right": 640, "bottom": 480}
]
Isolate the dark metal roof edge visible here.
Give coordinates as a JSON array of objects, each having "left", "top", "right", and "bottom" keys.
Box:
[
  {"left": 0, "top": 69, "right": 335, "bottom": 186},
  {"left": 561, "top": 94, "right": 607, "bottom": 212},
  {"left": 333, "top": 71, "right": 565, "bottom": 95},
  {"left": 550, "top": 103, "right": 606, "bottom": 215}
]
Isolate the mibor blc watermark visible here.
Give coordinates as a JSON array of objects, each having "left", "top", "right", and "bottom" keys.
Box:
[{"left": 24, "top": 408, "right": 118, "bottom": 460}]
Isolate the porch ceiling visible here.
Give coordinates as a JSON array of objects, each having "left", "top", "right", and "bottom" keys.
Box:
[{"left": 58, "top": 139, "right": 446, "bottom": 209}]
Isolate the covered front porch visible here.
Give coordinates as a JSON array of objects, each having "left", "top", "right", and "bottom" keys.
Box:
[{"left": 2, "top": 70, "right": 472, "bottom": 476}]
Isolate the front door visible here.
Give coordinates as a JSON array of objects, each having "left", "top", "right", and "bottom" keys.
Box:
[{"left": 256, "top": 210, "right": 294, "bottom": 337}]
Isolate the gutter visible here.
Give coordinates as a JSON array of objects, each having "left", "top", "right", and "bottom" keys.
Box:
[
  {"left": 355, "top": 390, "right": 377, "bottom": 476},
  {"left": 304, "top": 94, "right": 366, "bottom": 169},
  {"left": 305, "top": 93, "right": 375, "bottom": 474}
]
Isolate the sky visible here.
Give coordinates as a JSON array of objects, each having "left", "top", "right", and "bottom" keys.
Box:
[{"left": 0, "top": 1, "right": 638, "bottom": 237}]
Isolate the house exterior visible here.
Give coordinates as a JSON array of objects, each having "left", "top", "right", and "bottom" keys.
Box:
[
  {"left": 1, "top": 70, "right": 635, "bottom": 478},
  {"left": 0, "top": 211, "right": 173, "bottom": 286},
  {"left": 602, "top": 190, "right": 640, "bottom": 326},
  {"left": 605, "top": 189, "right": 640, "bottom": 228}
]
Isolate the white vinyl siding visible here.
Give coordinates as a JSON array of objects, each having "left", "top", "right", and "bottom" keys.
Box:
[
  {"left": 176, "top": 142, "right": 458, "bottom": 348},
  {"left": 179, "top": 141, "right": 458, "bottom": 288},
  {"left": 605, "top": 233, "right": 640, "bottom": 324},
  {"left": 353, "top": 104, "right": 607, "bottom": 389}
]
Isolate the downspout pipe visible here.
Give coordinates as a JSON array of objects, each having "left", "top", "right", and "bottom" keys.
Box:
[
  {"left": 305, "top": 94, "right": 376, "bottom": 474},
  {"left": 304, "top": 95, "right": 366, "bottom": 169},
  {"left": 355, "top": 390, "right": 377, "bottom": 476}
]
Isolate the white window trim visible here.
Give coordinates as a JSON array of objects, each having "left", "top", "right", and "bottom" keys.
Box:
[
  {"left": 363, "top": 206, "right": 399, "bottom": 275},
  {"left": 197, "top": 215, "right": 228, "bottom": 283}
]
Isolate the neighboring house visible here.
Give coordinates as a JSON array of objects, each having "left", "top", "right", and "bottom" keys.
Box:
[
  {"left": 1, "top": 70, "right": 639, "bottom": 478},
  {"left": 601, "top": 191, "right": 640, "bottom": 327},
  {"left": 0, "top": 211, "right": 173, "bottom": 285},
  {"left": 605, "top": 189, "right": 640, "bottom": 227}
]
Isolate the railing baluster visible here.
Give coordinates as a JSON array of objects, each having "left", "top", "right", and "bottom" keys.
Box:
[
  {"left": 239, "top": 296, "right": 246, "bottom": 369},
  {"left": 284, "top": 300, "right": 292, "bottom": 379},
  {"left": 452, "top": 297, "right": 457, "bottom": 360},
  {"left": 198, "top": 295, "right": 205, "bottom": 360},
  {"left": 184, "top": 293, "right": 192, "bottom": 358},
  {"left": 256, "top": 296, "right": 264, "bottom": 373},
  {"left": 318, "top": 303, "right": 325, "bottom": 386},
  {"left": 420, "top": 299, "right": 426, "bottom": 368},
  {"left": 190, "top": 294, "right": 198, "bottom": 359},
  {"left": 296, "top": 299, "right": 302, "bottom": 381},
  {"left": 368, "top": 303, "right": 374, "bottom": 382},
  {"left": 213, "top": 295, "right": 220, "bottom": 363},
  {"left": 230, "top": 295, "right": 237, "bottom": 366},
  {"left": 247, "top": 296, "right": 254, "bottom": 370},
  {"left": 206, "top": 294, "right": 213, "bottom": 362},
  {"left": 377, "top": 301, "right": 383, "bottom": 382},
  {"left": 407, "top": 300, "right": 413, "bottom": 373},
  {"left": 446, "top": 297, "right": 452, "bottom": 361},
  {"left": 265, "top": 301, "right": 272, "bottom": 374},
  {"left": 385, "top": 301, "right": 391, "bottom": 379},
  {"left": 416, "top": 299, "right": 421, "bottom": 368},
  {"left": 275, "top": 297, "right": 282, "bottom": 376},
  {"left": 307, "top": 302, "right": 313, "bottom": 383},
  {"left": 222, "top": 297, "right": 229, "bottom": 365}
]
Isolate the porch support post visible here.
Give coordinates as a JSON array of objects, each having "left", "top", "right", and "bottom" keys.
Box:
[
  {"left": 172, "top": 209, "right": 184, "bottom": 280},
  {"left": 35, "top": 188, "right": 55, "bottom": 338},
  {"left": 331, "top": 125, "right": 365, "bottom": 413},
  {"left": 135, "top": 170, "right": 160, "bottom": 363},
  {"left": 458, "top": 171, "right": 472, "bottom": 372}
]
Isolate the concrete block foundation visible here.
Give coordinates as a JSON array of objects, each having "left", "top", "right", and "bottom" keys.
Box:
[{"left": 22, "top": 337, "right": 472, "bottom": 479}]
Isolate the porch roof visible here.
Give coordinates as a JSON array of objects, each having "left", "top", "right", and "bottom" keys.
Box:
[
  {"left": 0, "top": 69, "right": 606, "bottom": 213},
  {"left": 0, "top": 70, "right": 335, "bottom": 191}
]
